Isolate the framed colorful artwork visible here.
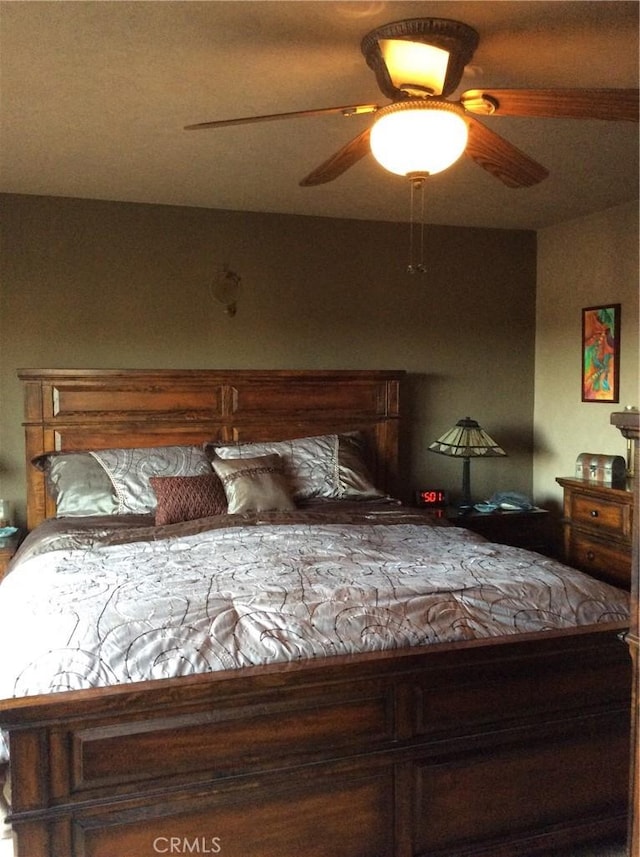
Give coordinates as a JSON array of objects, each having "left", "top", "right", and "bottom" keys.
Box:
[{"left": 581, "top": 304, "right": 621, "bottom": 403}]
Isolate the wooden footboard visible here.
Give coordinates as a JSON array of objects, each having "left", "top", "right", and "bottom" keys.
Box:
[{"left": 0, "top": 623, "right": 631, "bottom": 857}]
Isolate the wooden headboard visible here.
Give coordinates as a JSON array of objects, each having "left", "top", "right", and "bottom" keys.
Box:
[{"left": 19, "top": 368, "right": 405, "bottom": 530}]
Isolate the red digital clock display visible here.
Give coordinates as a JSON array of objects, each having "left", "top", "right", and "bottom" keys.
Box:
[{"left": 416, "top": 489, "right": 448, "bottom": 508}]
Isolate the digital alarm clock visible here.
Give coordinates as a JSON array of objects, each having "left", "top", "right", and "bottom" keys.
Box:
[{"left": 415, "top": 488, "right": 448, "bottom": 508}]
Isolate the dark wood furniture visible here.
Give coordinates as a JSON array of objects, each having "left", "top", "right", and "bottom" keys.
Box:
[
  {"left": 556, "top": 476, "right": 634, "bottom": 589},
  {"left": 18, "top": 368, "right": 403, "bottom": 532},
  {"left": 0, "top": 531, "right": 22, "bottom": 582},
  {"left": 0, "top": 369, "right": 631, "bottom": 857},
  {"left": 611, "top": 410, "right": 639, "bottom": 857},
  {"left": 446, "top": 506, "right": 550, "bottom": 553}
]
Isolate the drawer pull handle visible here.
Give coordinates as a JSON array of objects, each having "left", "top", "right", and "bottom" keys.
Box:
[
  {"left": 586, "top": 551, "right": 596, "bottom": 561},
  {"left": 590, "top": 510, "right": 599, "bottom": 518}
]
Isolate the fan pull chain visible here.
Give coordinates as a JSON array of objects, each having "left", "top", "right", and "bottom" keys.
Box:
[
  {"left": 407, "top": 178, "right": 416, "bottom": 273},
  {"left": 407, "top": 173, "right": 428, "bottom": 275}
]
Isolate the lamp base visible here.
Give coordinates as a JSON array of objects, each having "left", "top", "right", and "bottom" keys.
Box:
[
  {"left": 454, "top": 502, "right": 473, "bottom": 517},
  {"left": 460, "top": 456, "right": 472, "bottom": 510}
]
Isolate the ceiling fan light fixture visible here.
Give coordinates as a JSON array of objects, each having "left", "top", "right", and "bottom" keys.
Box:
[
  {"left": 379, "top": 39, "right": 449, "bottom": 96},
  {"left": 362, "top": 18, "right": 479, "bottom": 99},
  {"left": 370, "top": 100, "right": 469, "bottom": 177}
]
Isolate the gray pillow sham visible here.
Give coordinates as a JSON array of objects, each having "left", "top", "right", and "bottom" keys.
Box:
[
  {"left": 32, "top": 452, "right": 119, "bottom": 516},
  {"left": 33, "top": 445, "right": 213, "bottom": 517}
]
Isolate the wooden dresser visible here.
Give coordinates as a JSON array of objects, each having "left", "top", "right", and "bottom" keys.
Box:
[{"left": 556, "top": 476, "right": 633, "bottom": 589}]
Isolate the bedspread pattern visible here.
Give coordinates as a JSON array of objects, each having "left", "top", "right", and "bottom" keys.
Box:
[{"left": 0, "top": 512, "right": 629, "bottom": 762}]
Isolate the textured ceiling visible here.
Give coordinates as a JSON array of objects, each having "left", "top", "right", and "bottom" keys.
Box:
[{"left": 0, "top": 0, "right": 638, "bottom": 229}]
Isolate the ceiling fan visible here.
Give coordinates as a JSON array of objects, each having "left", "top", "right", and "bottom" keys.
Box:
[{"left": 184, "top": 18, "right": 639, "bottom": 189}]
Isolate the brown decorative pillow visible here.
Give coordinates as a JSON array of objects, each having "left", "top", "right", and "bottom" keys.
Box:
[
  {"left": 210, "top": 454, "right": 295, "bottom": 514},
  {"left": 150, "top": 473, "right": 227, "bottom": 526}
]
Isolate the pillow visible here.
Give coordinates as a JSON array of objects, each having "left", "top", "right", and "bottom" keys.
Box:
[
  {"left": 89, "top": 445, "right": 213, "bottom": 515},
  {"left": 150, "top": 474, "right": 227, "bottom": 526},
  {"left": 205, "top": 432, "right": 384, "bottom": 502},
  {"left": 33, "top": 445, "right": 213, "bottom": 516},
  {"left": 32, "top": 452, "right": 119, "bottom": 516},
  {"left": 207, "top": 434, "right": 336, "bottom": 500},
  {"left": 336, "top": 433, "right": 386, "bottom": 500},
  {"left": 210, "top": 454, "right": 295, "bottom": 514}
]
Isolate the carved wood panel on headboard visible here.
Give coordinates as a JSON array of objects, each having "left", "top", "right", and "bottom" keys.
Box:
[{"left": 19, "top": 369, "right": 405, "bottom": 529}]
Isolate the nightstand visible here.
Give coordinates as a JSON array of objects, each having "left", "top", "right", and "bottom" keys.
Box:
[
  {"left": 446, "top": 507, "right": 551, "bottom": 553},
  {"left": 556, "top": 476, "right": 633, "bottom": 589},
  {"left": 0, "top": 530, "right": 24, "bottom": 582}
]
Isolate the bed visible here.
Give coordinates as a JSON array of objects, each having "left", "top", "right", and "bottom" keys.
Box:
[{"left": 0, "top": 368, "right": 632, "bottom": 857}]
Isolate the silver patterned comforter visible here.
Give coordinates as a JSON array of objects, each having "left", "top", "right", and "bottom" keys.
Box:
[{"left": 0, "top": 506, "right": 629, "bottom": 762}]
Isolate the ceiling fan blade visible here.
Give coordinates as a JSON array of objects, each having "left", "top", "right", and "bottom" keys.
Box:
[
  {"left": 466, "top": 117, "right": 549, "bottom": 188},
  {"left": 299, "top": 128, "right": 372, "bottom": 186},
  {"left": 461, "top": 89, "right": 639, "bottom": 122},
  {"left": 185, "top": 103, "right": 378, "bottom": 131}
]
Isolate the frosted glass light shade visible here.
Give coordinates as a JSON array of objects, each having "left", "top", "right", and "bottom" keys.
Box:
[
  {"left": 370, "top": 101, "right": 469, "bottom": 177},
  {"left": 379, "top": 39, "right": 449, "bottom": 96}
]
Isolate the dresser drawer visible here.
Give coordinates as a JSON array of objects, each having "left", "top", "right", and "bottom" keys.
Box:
[
  {"left": 567, "top": 531, "right": 631, "bottom": 588},
  {"left": 568, "top": 492, "right": 631, "bottom": 539}
]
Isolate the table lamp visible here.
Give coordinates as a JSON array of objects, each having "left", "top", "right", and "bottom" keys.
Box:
[{"left": 428, "top": 416, "right": 506, "bottom": 509}]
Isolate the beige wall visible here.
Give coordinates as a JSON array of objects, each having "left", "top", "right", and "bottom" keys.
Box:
[
  {"left": 3, "top": 196, "right": 638, "bottom": 531},
  {"left": 0, "top": 193, "right": 538, "bottom": 524},
  {"left": 534, "top": 200, "right": 639, "bottom": 513}
]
